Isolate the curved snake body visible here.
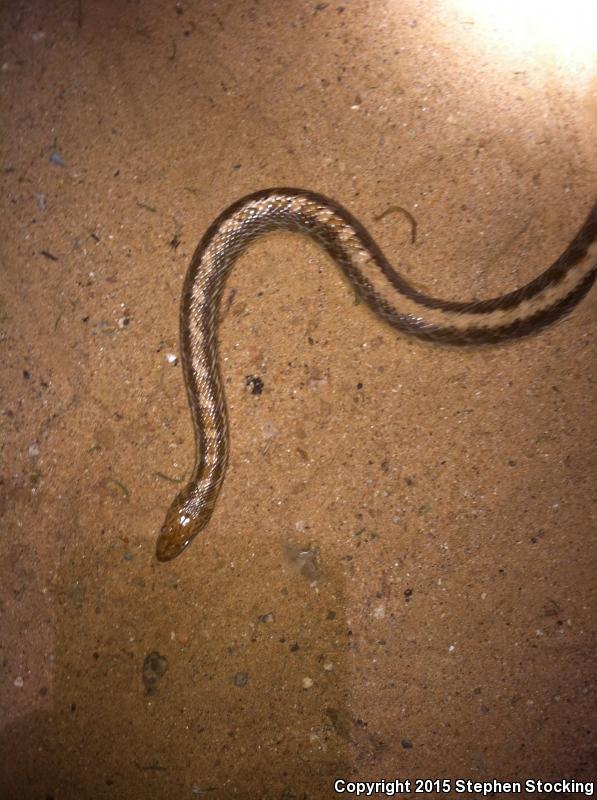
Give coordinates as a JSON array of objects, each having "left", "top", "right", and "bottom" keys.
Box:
[{"left": 156, "top": 189, "right": 597, "bottom": 561}]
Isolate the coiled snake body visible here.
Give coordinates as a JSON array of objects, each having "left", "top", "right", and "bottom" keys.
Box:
[{"left": 156, "top": 188, "right": 597, "bottom": 561}]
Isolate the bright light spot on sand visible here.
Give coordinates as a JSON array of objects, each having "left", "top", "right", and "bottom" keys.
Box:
[{"left": 448, "top": 0, "right": 597, "bottom": 69}]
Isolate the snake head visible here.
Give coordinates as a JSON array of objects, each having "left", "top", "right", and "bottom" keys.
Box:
[{"left": 155, "top": 486, "right": 215, "bottom": 562}]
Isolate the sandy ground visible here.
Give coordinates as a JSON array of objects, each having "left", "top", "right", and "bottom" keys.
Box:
[{"left": 1, "top": 1, "right": 596, "bottom": 798}]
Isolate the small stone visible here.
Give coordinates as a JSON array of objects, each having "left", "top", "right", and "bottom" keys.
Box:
[
  {"left": 165, "top": 353, "right": 178, "bottom": 365},
  {"left": 14, "top": 676, "right": 24, "bottom": 688},
  {"left": 245, "top": 375, "right": 264, "bottom": 395},
  {"left": 142, "top": 652, "right": 168, "bottom": 695},
  {"left": 49, "top": 151, "right": 65, "bottom": 166},
  {"left": 234, "top": 671, "right": 248, "bottom": 687},
  {"left": 302, "top": 676, "right": 314, "bottom": 689},
  {"left": 175, "top": 630, "right": 190, "bottom": 645}
]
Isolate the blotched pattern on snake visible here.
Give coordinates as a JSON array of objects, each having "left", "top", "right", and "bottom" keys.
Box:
[{"left": 156, "top": 189, "right": 597, "bottom": 561}]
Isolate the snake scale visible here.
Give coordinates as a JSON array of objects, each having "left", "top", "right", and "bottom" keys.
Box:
[{"left": 156, "top": 188, "right": 597, "bottom": 561}]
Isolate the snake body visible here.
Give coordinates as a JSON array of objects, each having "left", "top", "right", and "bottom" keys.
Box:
[{"left": 156, "top": 188, "right": 597, "bottom": 561}]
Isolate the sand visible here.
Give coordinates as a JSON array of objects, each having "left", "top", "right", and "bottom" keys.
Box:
[{"left": 1, "top": 1, "right": 595, "bottom": 798}]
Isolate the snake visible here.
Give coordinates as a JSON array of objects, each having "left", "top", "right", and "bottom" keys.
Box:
[{"left": 155, "top": 188, "right": 597, "bottom": 562}]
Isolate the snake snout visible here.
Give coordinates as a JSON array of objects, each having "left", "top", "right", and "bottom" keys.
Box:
[
  {"left": 155, "top": 516, "right": 193, "bottom": 562},
  {"left": 155, "top": 489, "right": 216, "bottom": 561}
]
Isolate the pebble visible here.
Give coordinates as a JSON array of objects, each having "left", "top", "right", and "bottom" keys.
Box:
[
  {"left": 234, "top": 672, "right": 248, "bottom": 687},
  {"left": 142, "top": 652, "right": 168, "bottom": 695}
]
